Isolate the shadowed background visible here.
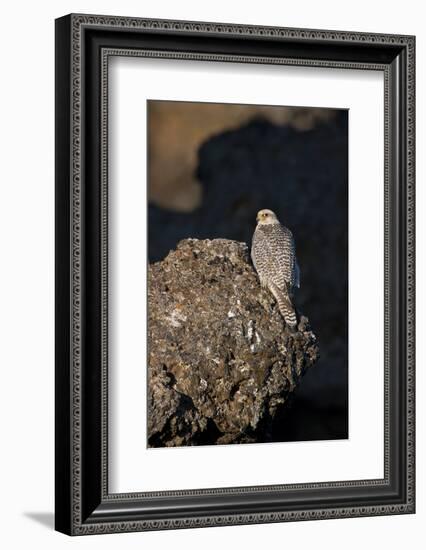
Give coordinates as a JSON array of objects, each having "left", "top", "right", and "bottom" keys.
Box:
[{"left": 148, "top": 100, "right": 348, "bottom": 442}]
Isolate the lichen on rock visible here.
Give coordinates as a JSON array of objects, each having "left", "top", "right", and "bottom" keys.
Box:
[{"left": 148, "top": 238, "right": 318, "bottom": 447}]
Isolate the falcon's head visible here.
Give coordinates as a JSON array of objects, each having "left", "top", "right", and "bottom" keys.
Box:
[{"left": 256, "top": 209, "right": 279, "bottom": 225}]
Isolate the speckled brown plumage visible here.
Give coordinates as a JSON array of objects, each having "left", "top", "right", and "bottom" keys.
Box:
[{"left": 251, "top": 209, "right": 299, "bottom": 327}]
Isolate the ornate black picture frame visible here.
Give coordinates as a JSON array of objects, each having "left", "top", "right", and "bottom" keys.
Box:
[{"left": 55, "top": 14, "right": 415, "bottom": 535}]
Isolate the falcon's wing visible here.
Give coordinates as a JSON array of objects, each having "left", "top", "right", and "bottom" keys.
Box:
[{"left": 294, "top": 259, "right": 300, "bottom": 289}]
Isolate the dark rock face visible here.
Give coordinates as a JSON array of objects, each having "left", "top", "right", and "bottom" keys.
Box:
[{"left": 148, "top": 238, "right": 318, "bottom": 447}]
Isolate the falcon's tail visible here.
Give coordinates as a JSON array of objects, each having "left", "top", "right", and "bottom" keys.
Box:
[{"left": 270, "top": 284, "right": 297, "bottom": 328}]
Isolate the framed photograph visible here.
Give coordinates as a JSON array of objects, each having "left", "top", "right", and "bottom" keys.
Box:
[{"left": 55, "top": 14, "right": 415, "bottom": 535}]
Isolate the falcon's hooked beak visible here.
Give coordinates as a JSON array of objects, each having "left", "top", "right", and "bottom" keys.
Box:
[
  {"left": 256, "top": 209, "right": 279, "bottom": 225},
  {"left": 256, "top": 211, "right": 267, "bottom": 223}
]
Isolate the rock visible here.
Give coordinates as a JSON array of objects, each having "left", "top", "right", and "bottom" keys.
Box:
[
  {"left": 148, "top": 101, "right": 335, "bottom": 212},
  {"left": 148, "top": 238, "right": 319, "bottom": 447}
]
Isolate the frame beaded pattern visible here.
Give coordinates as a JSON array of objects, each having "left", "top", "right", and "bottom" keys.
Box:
[
  {"left": 69, "top": 14, "right": 415, "bottom": 534},
  {"left": 100, "top": 48, "right": 389, "bottom": 501}
]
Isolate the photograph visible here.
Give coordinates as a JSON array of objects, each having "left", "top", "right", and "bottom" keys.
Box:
[
  {"left": 52, "top": 11, "right": 415, "bottom": 536},
  {"left": 0, "top": 0, "right": 420, "bottom": 545},
  {"left": 147, "top": 100, "right": 349, "bottom": 447}
]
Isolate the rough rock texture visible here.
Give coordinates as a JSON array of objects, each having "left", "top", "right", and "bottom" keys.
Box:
[{"left": 148, "top": 238, "right": 319, "bottom": 447}]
